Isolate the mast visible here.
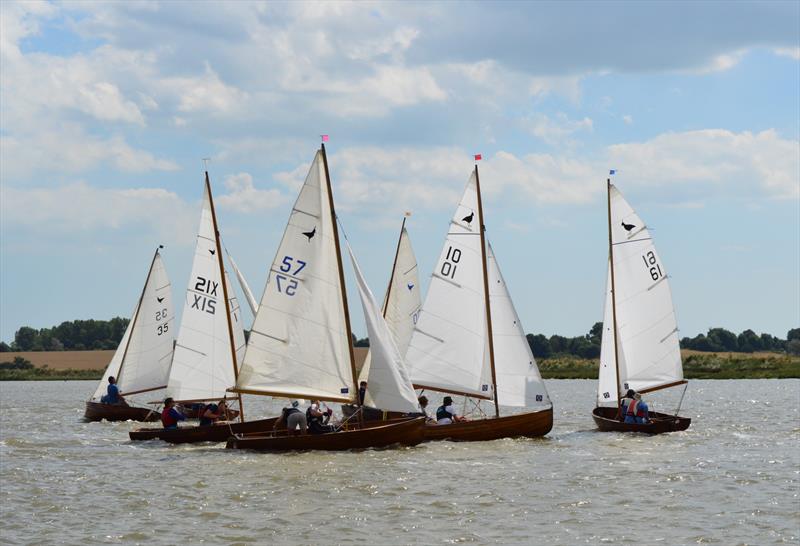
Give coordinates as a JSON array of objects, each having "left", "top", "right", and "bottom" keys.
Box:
[
  {"left": 606, "top": 178, "right": 622, "bottom": 409},
  {"left": 116, "top": 246, "right": 162, "bottom": 388},
  {"left": 320, "top": 143, "right": 361, "bottom": 412},
  {"left": 205, "top": 171, "right": 245, "bottom": 423},
  {"left": 474, "top": 164, "right": 500, "bottom": 419},
  {"left": 381, "top": 216, "right": 407, "bottom": 318}
]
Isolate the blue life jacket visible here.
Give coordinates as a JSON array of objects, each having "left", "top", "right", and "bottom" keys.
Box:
[
  {"left": 106, "top": 384, "right": 120, "bottom": 403},
  {"left": 436, "top": 405, "right": 452, "bottom": 421}
]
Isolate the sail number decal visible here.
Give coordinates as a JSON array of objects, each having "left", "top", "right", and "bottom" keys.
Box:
[
  {"left": 191, "top": 276, "right": 217, "bottom": 315},
  {"left": 642, "top": 251, "right": 664, "bottom": 282},
  {"left": 440, "top": 246, "right": 461, "bottom": 279},
  {"left": 275, "top": 256, "right": 307, "bottom": 297},
  {"left": 155, "top": 308, "right": 169, "bottom": 336}
]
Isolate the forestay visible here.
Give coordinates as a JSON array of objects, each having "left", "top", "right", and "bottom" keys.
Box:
[
  {"left": 406, "top": 172, "right": 493, "bottom": 399},
  {"left": 347, "top": 243, "right": 420, "bottom": 413},
  {"left": 92, "top": 252, "right": 174, "bottom": 401},
  {"left": 597, "top": 184, "right": 683, "bottom": 405},
  {"left": 358, "top": 226, "right": 422, "bottom": 384},
  {"left": 487, "top": 243, "right": 550, "bottom": 408},
  {"left": 167, "top": 185, "right": 244, "bottom": 402},
  {"left": 234, "top": 150, "right": 354, "bottom": 403}
]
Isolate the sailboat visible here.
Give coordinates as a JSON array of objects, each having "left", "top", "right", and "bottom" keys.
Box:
[
  {"left": 405, "top": 163, "right": 553, "bottom": 442},
  {"left": 226, "top": 143, "right": 425, "bottom": 452},
  {"left": 84, "top": 246, "right": 174, "bottom": 422},
  {"left": 591, "top": 178, "right": 691, "bottom": 434},
  {"left": 341, "top": 215, "right": 422, "bottom": 421},
  {"left": 130, "top": 173, "right": 278, "bottom": 442}
]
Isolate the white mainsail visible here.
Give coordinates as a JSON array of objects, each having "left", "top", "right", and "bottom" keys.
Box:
[
  {"left": 487, "top": 242, "right": 551, "bottom": 408},
  {"left": 226, "top": 247, "right": 258, "bottom": 317},
  {"left": 347, "top": 243, "right": 420, "bottom": 413},
  {"left": 92, "top": 251, "right": 174, "bottom": 401},
  {"left": 358, "top": 225, "right": 422, "bottom": 384},
  {"left": 234, "top": 149, "right": 355, "bottom": 403},
  {"left": 597, "top": 183, "right": 683, "bottom": 406},
  {"left": 167, "top": 184, "right": 240, "bottom": 402},
  {"left": 406, "top": 172, "right": 493, "bottom": 399}
]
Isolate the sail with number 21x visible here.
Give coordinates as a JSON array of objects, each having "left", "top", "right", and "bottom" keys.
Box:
[
  {"left": 226, "top": 143, "right": 424, "bottom": 451},
  {"left": 592, "top": 178, "right": 691, "bottom": 434},
  {"left": 405, "top": 164, "right": 552, "bottom": 442}
]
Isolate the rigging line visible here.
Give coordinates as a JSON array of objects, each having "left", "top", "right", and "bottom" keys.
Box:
[
  {"left": 611, "top": 237, "right": 652, "bottom": 246},
  {"left": 674, "top": 382, "right": 688, "bottom": 417}
]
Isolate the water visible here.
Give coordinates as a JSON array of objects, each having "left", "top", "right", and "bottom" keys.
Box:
[{"left": 1, "top": 380, "right": 797, "bottom": 545}]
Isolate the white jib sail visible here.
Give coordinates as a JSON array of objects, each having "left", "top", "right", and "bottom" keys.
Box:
[
  {"left": 92, "top": 252, "right": 174, "bottom": 401},
  {"left": 597, "top": 183, "right": 683, "bottom": 405},
  {"left": 347, "top": 242, "right": 420, "bottom": 413},
  {"left": 226, "top": 247, "right": 258, "bottom": 317},
  {"left": 406, "top": 171, "right": 493, "bottom": 399},
  {"left": 487, "top": 242, "right": 551, "bottom": 408},
  {"left": 167, "top": 184, "right": 239, "bottom": 402},
  {"left": 234, "top": 150, "right": 355, "bottom": 403},
  {"left": 358, "top": 226, "right": 422, "bottom": 384}
]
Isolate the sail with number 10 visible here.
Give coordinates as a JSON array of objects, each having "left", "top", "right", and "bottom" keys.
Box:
[{"left": 592, "top": 180, "right": 691, "bottom": 434}]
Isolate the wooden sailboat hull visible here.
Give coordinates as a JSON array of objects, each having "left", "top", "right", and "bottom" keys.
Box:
[
  {"left": 340, "top": 403, "right": 405, "bottom": 421},
  {"left": 129, "top": 417, "right": 279, "bottom": 443},
  {"left": 83, "top": 401, "right": 160, "bottom": 422},
  {"left": 592, "top": 407, "right": 691, "bottom": 434},
  {"left": 423, "top": 407, "right": 553, "bottom": 442},
  {"left": 226, "top": 417, "right": 426, "bottom": 452}
]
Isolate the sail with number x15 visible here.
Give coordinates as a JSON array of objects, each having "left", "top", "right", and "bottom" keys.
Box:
[
  {"left": 487, "top": 242, "right": 551, "bottom": 409},
  {"left": 358, "top": 223, "right": 422, "bottom": 386},
  {"left": 347, "top": 242, "right": 420, "bottom": 414},
  {"left": 405, "top": 172, "right": 493, "bottom": 399},
  {"left": 233, "top": 150, "right": 354, "bottom": 403},
  {"left": 166, "top": 184, "right": 246, "bottom": 402},
  {"left": 91, "top": 250, "right": 175, "bottom": 402},
  {"left": 597, "top": 183, "right": 683, "bottom": 406}
]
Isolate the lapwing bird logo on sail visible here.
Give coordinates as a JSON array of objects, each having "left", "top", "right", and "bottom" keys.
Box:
[{"left": 302, "top": 226, "right": 316, "bottom": 242}]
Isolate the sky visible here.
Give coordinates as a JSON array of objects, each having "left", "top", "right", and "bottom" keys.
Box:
[{"left": 1, "top": 0, "right": 798, "bottom": 345}]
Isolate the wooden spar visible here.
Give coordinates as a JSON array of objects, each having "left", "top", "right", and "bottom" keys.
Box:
[
  {"left": 381, "top": 216, "right": 407, "bottom": 318},
  {"left": 320, "top": 143, "right": 361, "bottom": 421},
  {"left": 227, "top": 386, "right": 352, "bottom": 404},
  {"left": 637, "top": 379, "right": 688, "bottom": 395},
  {"left": 121, "top": 385, "right": 168, "bottom": 397},
  {"left": 115, "top": 246, "right": 161, "bottom": 390},
  {"left": 411, "top": 382, "right": 494, "bottom": 401},
  {"left": 474, "top": 165, "right": 500, "bottom": 419},
  {"left": 606, "top": 178, "right": 622, "bottom": 410},
  {"left": 205, "top": 172, "right": 245, "bottom": 423}
]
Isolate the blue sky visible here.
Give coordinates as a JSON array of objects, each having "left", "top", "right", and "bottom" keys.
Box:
[{"left": 1, "top": 1, "right": 798, "bottom": 344}]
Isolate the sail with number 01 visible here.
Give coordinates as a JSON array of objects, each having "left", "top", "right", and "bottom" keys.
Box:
[
  {"left": 358, "top": 222, "right": 422, "bottom": 388},
  {"left": 233, "top": 150, "right": 355, "bottom": 403},
  {"left": 406, "top": 172, "right": 493, "bottom": 399},
  {"left": 166, "top": 183, "right": 246, "bottom": 403},
  {"left": 84, "top": 248, "right": 175, "bottom": 421},
  {"left": 592, "top": 180, "right": 690, "bottom": 434}
]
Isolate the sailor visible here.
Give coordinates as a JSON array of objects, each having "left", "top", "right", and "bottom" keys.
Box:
[
  {"left": 100, "top": 376, "right": 126, "bottom": 406},
  {"left": 199, "top": 403, "right": 221, "bottom": 426},
  {"left": 358, "top": 381, "right": 368, "bottom": 405},
  {"left": 619, "top": 389, "right": 636, "bottom": 421},
  {"left": 161, "top": 397, "right": 186, "bottom": 430},
  {"left": 624, "top": 393, "right": 650, "bottom": 424},
  {"left": 436, "top": 396, "right": 466, "bottom": 425},
  {"left": 275, "top": 400, "right": 307, "bottom": 435},
  {"left": 307, "top": 399, "right": 335, "bottom": 434}
]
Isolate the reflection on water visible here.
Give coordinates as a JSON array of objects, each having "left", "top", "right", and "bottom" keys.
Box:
[{"left": 1, "top": 379, "right": 798, "bottom": 545}]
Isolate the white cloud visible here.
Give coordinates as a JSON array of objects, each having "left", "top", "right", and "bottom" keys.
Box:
[
  {"left": 161, "top": 63, "right": 248, "bottom": 115},
  {"left": 622, "top": 115, "right": 633, "bottom": 125},
  {"left": 523, "top": 113, "right": 593, "bottom": 146},
  {"left": 216, "top": 173, "right": 287, "bottom": 213},
  {"left": 774, "top": 47, "right": 800, "bottom": 60}
]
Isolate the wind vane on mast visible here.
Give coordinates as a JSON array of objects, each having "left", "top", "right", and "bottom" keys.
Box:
[{"left": 202, "top": 157, "right": 211, "bottom": 171}]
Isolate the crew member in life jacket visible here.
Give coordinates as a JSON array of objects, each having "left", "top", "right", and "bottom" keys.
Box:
[
  {"left": 161, "top": 397, "right": 186, "bottom": 430},
  {"left": 618, "top": 389, "right": 636, "bottom": 421},
  {"left": 436, "top": 396, "right": 467, "bottom": 425},
  {"left": 199, "top": 403, "right": 221, "bottom": 426},
  {"left": 624, "top": 393, "right": 650, "bottom": 424},
  {"left": 307, "top": 399, "right": 335, "bottom": 434},
  {"left": 100, "top": 376, "right": 127, "bottom": 406},
  {"left": 275, "top": 400, "right": 307, "bottom": 435},
  {"left": 358, "top": 381, "right": 368, "bottom": 405}
]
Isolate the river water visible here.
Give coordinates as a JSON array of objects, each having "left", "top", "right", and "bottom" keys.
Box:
[{"left": 0, "top": 380, "right": 797, "bottom": 545}]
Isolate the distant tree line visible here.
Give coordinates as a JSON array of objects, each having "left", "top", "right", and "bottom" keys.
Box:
[{"left": 2, "top": 319, "right": 798, "bottom": 357}]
